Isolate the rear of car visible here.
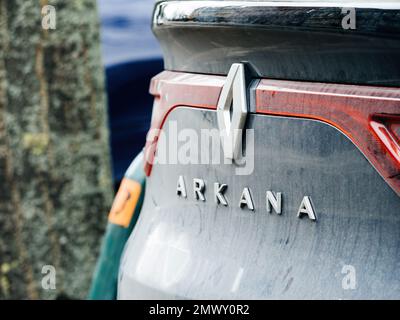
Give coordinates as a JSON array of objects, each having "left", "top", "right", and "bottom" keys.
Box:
[{"left": 118, "top": 0, "right": 400, "bottom": 299}]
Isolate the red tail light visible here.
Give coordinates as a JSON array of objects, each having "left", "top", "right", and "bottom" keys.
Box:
[
  {"left": 144, "top": 72, "right": 224, "bottom": 176},
  {"left": 145, "top": 71, "right": 400, "bottom": 196},
  {"left": 256, "top": 80, "right": 400, "bottom": 195},
  {"left": 370, "top": 114, "right": 400, "bottom": 167}
]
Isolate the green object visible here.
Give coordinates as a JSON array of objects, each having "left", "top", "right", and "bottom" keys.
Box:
[{"left": 88, "top": 152, "right": 146, "bottom": 300}]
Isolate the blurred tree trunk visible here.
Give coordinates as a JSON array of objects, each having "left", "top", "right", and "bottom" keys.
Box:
[{"left": 0, "top": 0, "right": 113, "bottom": 299}]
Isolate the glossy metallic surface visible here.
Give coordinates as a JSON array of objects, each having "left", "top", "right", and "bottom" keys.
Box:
[
  {"left": 175, "top": 177, "right": 316, "bottom": 215},
  {"left": 144, "top": 72, "right": 225, "bottom": 176},
  {"left": 146, "top": 71, "right": 400, "bottom": 195},
  {"left": 239, "top": 187, "right": 255, "bottom": 211},
  {"left": 154, "top": 1, "right": 400, "bottom": 27},
  {"left": 119, "top": 107, "right": 400, "bottom": 299},
  {"left": 193, "top": 178, "right": 206, "bottom": 201},
  {"left": 217, "top": 63, "right": 248, "bottom": 160},
  {"left": 255, "top": 79, "right": 400, "bottom": 196},
  {"left": 297, "top": 196, "right": 317, "bottom": 221},
  {"left": 266, "top": 191, "right": 282, "bottom": 215},
  {"left": 214, "top": 183, "right": 229, "bottom": 206},
  {"left": 153, "top": 1, "right": 400, "bottom": 85},
  {"left": 176, "top": 175, "right": 187, "bottom": 198}
]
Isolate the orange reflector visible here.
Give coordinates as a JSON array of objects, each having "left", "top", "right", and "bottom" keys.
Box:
[{"left": 108, "top": 178, "right": 141, "bottom": 228}]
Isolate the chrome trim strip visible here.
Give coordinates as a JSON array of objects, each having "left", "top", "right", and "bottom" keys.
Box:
[{"left": 154, "top": 1, "right": 400, "bottom": 27}]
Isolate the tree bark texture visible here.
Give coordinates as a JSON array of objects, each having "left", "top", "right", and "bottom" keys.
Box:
[{"left": 0, "top": 0, "right": 113, "bottom": 299}]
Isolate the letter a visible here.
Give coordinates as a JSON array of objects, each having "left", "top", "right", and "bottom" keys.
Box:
[{"left": 297, "top": 196, "right": 317, "bottom": 221}]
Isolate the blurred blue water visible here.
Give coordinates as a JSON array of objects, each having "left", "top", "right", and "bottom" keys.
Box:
[{"left": 98, "top": 0, "right": 162, "bottom": 66}]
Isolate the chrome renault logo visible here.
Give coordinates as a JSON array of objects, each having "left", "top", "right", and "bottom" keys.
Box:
[{"left": 217, "top": 63, "right": 248, "bottom": 160}]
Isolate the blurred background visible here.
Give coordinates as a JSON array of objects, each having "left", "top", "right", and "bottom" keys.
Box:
[
  {"left": 99, "top": 0, "right": 162, "bottom": 185},
  {"left": 0, "top": 0, "right": 162, "bottom": 299}
]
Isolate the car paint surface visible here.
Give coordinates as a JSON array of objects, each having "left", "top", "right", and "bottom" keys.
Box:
[
  {"left": 116, "top": 0, "right": 400, "bottom": 299},
  {"left": 119, "top": 107, "right": 400, "bottom": 299}
]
